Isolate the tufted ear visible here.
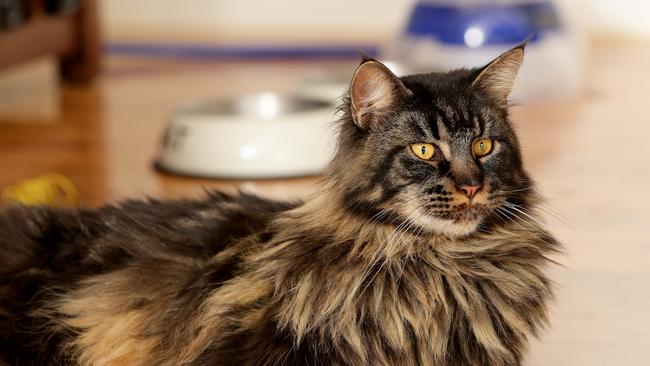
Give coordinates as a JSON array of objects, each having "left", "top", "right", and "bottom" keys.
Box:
[
  {"left": 472, "top": 44, "right": 525, "bottom": 106},
  {"left": 349, "top": 58, "right": 412, "bottom": 128}
]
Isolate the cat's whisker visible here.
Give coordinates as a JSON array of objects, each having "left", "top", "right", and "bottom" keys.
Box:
[
  {"left": 396, "top": 224, "right": 422, "bottom": 282},
  {"left": 519, "top": 202, "right": 599, "bottom": 243},
  {"left": 349, "top": 198, "right": 423, "bottom": 285},
  {"left": 390, "top": 215, "right": 421, "bottom": 278},
  {"left": 355, "top": 207, "right": 421, "bottom": 303},
  {"left": 364, "top": 195, "right": 423, "bottom": 227},
  {"left": 491, "top": 189, "right": 580, "bottom": 236},
  {"left": 497, "top": 185, "right": 540, "bottom": 194},
  {"left": 495, "top": 206, "right": 538, "bottom": 233},
  {"left": 535, "top": 203, "right": 594, "bottom": 237},
  {"left": 502, "top": 202, "right": 548, "bottom": 229},
  {"left": 504, "top": 203, "right": 581, "bottom": 247},
  {"left": 490, "top": 208, "right": 510, "bottom": 226},
  {"left": 398, "top": 210, "right": 430, "bottom": 281},
  {"left": 498, "top": 206, "right": 537, "bottom": 230},
  {"left": 536, "top": 203, "right": 573, "bottom": 223},
  {"left": 496, "top": 206, "right": 558, "bottom": 248},
  {"left": 377, "top": 209, "right": 419, "bottom": 265},
  {"left": 367, "top": 208, "right": 390, "bottom": 226},
  {"left": 371, "top": 210, "right": 419, "bottom": 289},
  {"left": 354, "top": 209, "right": 413, "bottom": 295},
  {"left": 392, "top": 209, "right": 422, "bottom": 252}
]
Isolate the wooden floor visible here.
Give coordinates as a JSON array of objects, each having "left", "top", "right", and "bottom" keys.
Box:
[{"left": 0, "top": 40, "right": 649, "bottom": 365}]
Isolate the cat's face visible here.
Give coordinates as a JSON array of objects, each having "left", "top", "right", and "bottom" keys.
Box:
[{"left": 334, "top": 46, "right": 531, "bottom": 238}]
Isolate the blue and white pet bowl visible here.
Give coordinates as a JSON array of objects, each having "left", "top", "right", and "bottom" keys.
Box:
[{"left": 384, "top": 0, "right": 585, "bottom": 101}]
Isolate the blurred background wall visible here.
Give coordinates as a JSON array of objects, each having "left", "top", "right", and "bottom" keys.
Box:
[{"left": 101, "top": 0, "right": 650, "bottom": 43}]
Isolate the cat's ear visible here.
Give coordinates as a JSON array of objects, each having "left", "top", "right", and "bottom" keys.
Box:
[
  {"left": 472, "top": 44, "right": 525, "bottom": 106},
  {"left": 349, "top": 58, "right": 412, "bottom": 128}
]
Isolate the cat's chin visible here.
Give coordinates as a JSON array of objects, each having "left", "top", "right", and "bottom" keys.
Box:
[{"left": 412, "top": 212, "right": 483, "bottom": 239}]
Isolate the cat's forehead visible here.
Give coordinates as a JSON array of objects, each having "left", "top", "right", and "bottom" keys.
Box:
[
  {"left": 403, "top": 94, "right": 497, "bottom": 142},
  {"left": 401, "top": 74, "right": 494, "bottom": 133},
  {"left": 431, "top": 96, "right": 483, "bottom": 133}
]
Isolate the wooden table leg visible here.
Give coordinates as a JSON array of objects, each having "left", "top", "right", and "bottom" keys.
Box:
[{"left": 59, "top": 0, "right": 101, "bottom": 82}]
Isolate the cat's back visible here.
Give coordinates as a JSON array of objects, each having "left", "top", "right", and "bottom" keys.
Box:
[
  {"left": 1, "top": 191, "right": 295, "bottom": 276},
  {"left": 91, "top": 191, "right": 297, "bottom": 264},
  {"left": 0, "top": 191, "right": 296, "bottom": 365}
]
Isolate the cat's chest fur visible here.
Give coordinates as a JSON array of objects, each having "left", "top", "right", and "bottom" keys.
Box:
[
  {"left": 261, "top": 224, "right": 554, "bottom": 366},
  {"left": 47, "top": 206, "right": 554, "bottom": 366}
]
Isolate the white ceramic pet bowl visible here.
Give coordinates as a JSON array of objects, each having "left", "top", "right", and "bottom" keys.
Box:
[{"left": 156, "top": 92, "right": 338, "bottom": 179}]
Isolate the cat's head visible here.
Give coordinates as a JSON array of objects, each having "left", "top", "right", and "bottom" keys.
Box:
[{"left": 331, "top": 45, "right": 532, "bottom": 238}]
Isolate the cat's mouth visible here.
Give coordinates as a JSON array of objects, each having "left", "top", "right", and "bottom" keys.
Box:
[
  {"left": 444, "top": 203, "right": 491, "bottom": 223},
  {"left": 408, "top": 199, "right": 494, "bottom": 237},
  {"left": 411, "top": 203, "right": 492, "bottom": 238}
]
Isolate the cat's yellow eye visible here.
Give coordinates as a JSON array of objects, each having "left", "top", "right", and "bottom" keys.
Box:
[
  {"left": 473, "top": 138, "right": 494, "bottom": 158},
  {"left": 410, "top": 143, "right": 436, "bottom": 160}
]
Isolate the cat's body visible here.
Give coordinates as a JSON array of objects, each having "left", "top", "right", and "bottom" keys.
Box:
[{"left": 0, "top": 45, "right": 559, "bottom": 365}]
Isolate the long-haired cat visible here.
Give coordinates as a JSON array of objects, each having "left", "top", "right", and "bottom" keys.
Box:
[{"left": 0, "top": 44, "right": 559, "bottom": 365}]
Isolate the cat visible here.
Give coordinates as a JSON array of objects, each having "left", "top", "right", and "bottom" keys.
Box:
[{"left": 0, "top": 44, "right": 559, "bottom": 366}]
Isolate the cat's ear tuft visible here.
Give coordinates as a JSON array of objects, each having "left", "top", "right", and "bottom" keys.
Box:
[
  {"left": 472, "top": 44, "right": 525, "bottom": 106},
  {"left": 357, "top": 51, "right": 375, "bottom": 63},
  {"left": 349, "top": 59, "right": 411, "bottom": 128}
]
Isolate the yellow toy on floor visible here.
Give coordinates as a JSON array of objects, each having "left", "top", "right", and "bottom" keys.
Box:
[{"left": 2, "top": 173, "right": 78, "bottom": 207}]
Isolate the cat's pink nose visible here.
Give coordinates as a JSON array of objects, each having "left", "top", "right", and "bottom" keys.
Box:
[{"left": 458, "top": 184, "right": 482, "bottom": 199}]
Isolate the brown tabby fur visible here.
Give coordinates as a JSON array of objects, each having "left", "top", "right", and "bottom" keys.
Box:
[{"left": 34, "top": 187, "right": 555, "bottom": 366}]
